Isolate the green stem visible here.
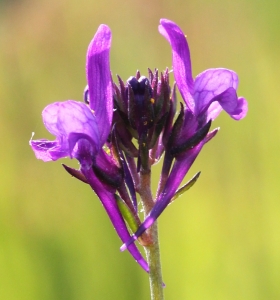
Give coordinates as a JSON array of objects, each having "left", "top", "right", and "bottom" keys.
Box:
[
  {"left": 144, "top": 221, "right": 164, "bottom": 300},
  {"left": 139, "top": 171, "right": 164, "bottom": 300}
]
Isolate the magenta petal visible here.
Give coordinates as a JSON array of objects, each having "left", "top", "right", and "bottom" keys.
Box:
[
  {"left": 204, "top": 102, "right": 223, "bottom": 122},
  {"left": 230, "top": 96, "right": 248, "bottom": 120},
  {"left": 193, "top": 68, "right": 239, "bottom": 117},
  {"left": 86, "top": 24, "right": 113, "bottom": 145},
  {"left": 43, "top": 101, "right": 98, "bottom": 139},
  {"left": 30, "top": 101, "right": 100, "bottom": 161},
  {"left": 30, "top": 139, "right": 66, "bottom": 161},
  {"left": 206, "top": 88, "right": 248, "bottom": 120},
  {"left": 159, "top": 19, "right": 194, "bottom": 112},
  {"left": 44, "top": 101, "right": 99, "bottom": 153}
]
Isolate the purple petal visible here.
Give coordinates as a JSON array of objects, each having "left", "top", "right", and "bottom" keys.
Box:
[
  {"left": 159, "top": 19, "right": 194, "bottom": 112},
  {"left": 30, "top": 101, "right": 100, "bottom": 161},
  {"left": 30, "top": 139, "right": 66, "bottom": 161},
  {"left": 193, "top": 68, "right": 238, "bottom": 118},
  {"left": 208, "top": 87, "right": 248, "bottom": 120},
  {"left": 204, "top": 102, "right": 223, "bottom": 122},
  {"left": 229, "top": 96, "right": 248, "bottom": 120},
  {"left": 121, "top": 142, "right": 204, "bottom": 251},
  {"left": 86, "top": 24, "right": 113, "bottom": 145},
  {"left": 82, "top": 167, "right": 149, "bottom": 272}
]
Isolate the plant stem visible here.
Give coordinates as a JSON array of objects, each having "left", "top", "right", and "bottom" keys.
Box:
[
  {"left": 144, "top": 221, "right": 164, "bottom": 300},
  {"left": 139, "top": 171, "right": 164, "bottom": 300}
]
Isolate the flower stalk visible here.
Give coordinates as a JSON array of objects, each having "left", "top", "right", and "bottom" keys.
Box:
[
  {"left": 139, "top": 170, "right": 164, "bottom": 300},
  {"left": 144, "top": 222, "right": 164, "bottom": 300}
]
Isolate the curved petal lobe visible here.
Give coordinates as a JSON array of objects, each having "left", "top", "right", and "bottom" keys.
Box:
[
  {"left": 86, "top": 24, "right": 113, "bottom": 145},
  {"left": 206, "top": 88, "right": 248, "bottom": 121},
  {"left": 193, "top": 68, "right": 238, "bottom": 117},
  {"left": 30, "top": 101, "right": 100, "bottom": 161},
  {"left": 159, "top": 19, "right": 194, "bottom": 112},
  {"left": 230, "top": 96, "right": 248, "bottom": 120},
  {"left": 30, "top": 139, "right": 66, "bottom": 161}
]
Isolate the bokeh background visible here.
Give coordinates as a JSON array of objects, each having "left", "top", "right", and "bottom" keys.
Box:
[{"left": 1, "top": 0, "right": 279, "bottom": 299}]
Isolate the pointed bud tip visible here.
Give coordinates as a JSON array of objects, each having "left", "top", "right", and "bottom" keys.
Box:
[
  {"left": 120, "top": 244, "right": 127, "bottom": 252},
  {"left": 62, "top": 164, "right": 88, "bottom": 184},
  {"left": 120, "top": 234, "right": 137, "bottom": 252}
]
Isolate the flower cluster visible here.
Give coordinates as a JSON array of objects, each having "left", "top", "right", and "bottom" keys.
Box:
[{"left": 30, "top": 19, "right": 247, "bottom": 272}]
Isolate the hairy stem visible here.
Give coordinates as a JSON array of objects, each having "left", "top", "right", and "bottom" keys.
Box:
[
  {"left": 144, "top": 221, "right": 164, "bottom": 300},
  {"left": 139, "top": 171, "right": 164, "bottom": 300}
]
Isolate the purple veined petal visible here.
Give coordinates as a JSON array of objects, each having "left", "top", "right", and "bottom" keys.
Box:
[
  {"left": 230, "top": 96, "right": 248, "bottom": 120},
  {"left": 205, "top": 102, "right": 223, "bottom": 122},
  {"left": 159, "top": 19, "right": 194, "bottom": 112},
  {"left": 193, "top": 68, "right": 239, "bottom": 118},
  {"left": 30, "top": 101, "right": 100, "bottom": 162},
  {"left": 206, "top": 88, "right": 248, "bottom": 121},
  {"left": 82, "top": 167, "right": 149, "bottom": 273},
  {"left": 30, "top": 138, "right": 68, "bottom": 161},
  {"left": 121, "top": 142, "right": 204, "bottom": 251},
  {"left": 86, "top": 24, "right": 113, "bottom": 145},
  {"left": 45, "top": 100, "right": 100, "bottom": 155},
  {"left": 206, "top": 96, "right": 247, "bottom": 122}
]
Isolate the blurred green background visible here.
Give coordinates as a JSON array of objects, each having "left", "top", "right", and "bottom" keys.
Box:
[{"left": 1, "top": 0, "right": 279, "bottom": 299}]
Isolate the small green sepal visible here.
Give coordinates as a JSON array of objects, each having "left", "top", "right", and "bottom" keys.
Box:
[
  {"left": 171, "top": 171, "right": 201, "bottom": 202},
  {"left": 115, "top": 194, "right": 139, "bottom": 232}
]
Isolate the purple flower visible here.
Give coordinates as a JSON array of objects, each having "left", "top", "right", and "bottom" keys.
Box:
[
  {"left": 121, "top": 19, "right": 248, "bottom": 251},
  {"left": 30, "top": 25, "right": 148, "bottom": 272}
]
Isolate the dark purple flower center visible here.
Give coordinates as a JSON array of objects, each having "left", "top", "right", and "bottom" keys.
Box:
[{"left": 127, "top": 76, "right": 152, "bottom": 98}]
